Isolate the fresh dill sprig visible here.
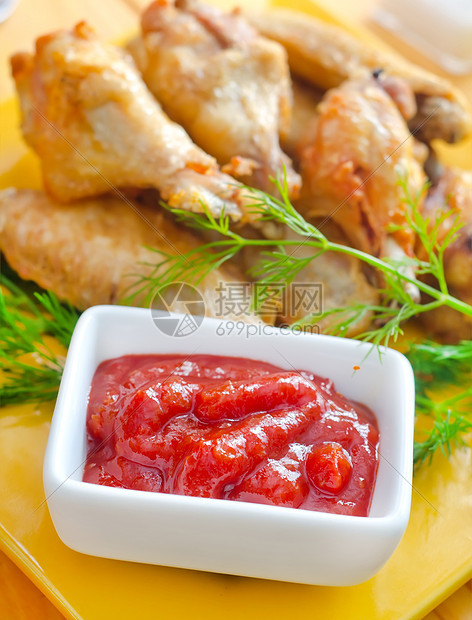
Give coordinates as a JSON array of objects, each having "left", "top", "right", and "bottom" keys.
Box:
[
  {"left": 127, "top": 177, "right": 472, "bottom": 349},
  {"left": 413, "top": 413, "right": 472, "bottom": 468},
  {"left": 407, "top": 339, "right": 472, "bottom": 395},
  {"left": 0, "top": 276, "right": 79, "bottom": 406},
  {"left": 405, "top": 340, "right": 472, "bottom": 468}
]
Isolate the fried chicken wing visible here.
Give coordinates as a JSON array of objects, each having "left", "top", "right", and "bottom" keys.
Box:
[
  {"left": 279, "top": 232, "right": 379, "bottom": 337},
  {"left": 297, "top": 77, "right": 427, "bottom": 261},
  {"left": 281, "top": 78, "right": 323, "bottom": 165},
  {"left": 247, "top": 8, "right": 472, "bottom": 144},
  {"left": 240, "top": 218, "right": 379, "bottom": 337},
  {"left": 10, "top": 22, "right": 248, "bottom": 219},
  {"left": 129, "top": 0, "right": 300, "bottom": 197},
  {"left": 0, "top": 188, "right": 253, "bottom": 318},
  {"left": 419, "top": 167, "right": 472, "bottom": 341}
]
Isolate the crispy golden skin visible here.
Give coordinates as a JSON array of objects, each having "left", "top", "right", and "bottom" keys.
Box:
[
  {"left": 247, "top": 8, "right": 472, "bottom": 144},
  {"left": 278, "top": 235, "right": 379, "bottom": 337},
  {"left": 419, "top": 167, "right": 472, "bottom": 342},
  {"left": 281, "top": 78, "right": 323, "bottom": 165},
  {"left": 10, "top": 22, "right": 249, "bottom": 219},
  {"left": 297, "top": 78, "right": 427, "bottom": 260},
  {"left": 240, "top": 219, "right": 379, "bottom": 337},
  {"left": 129, "top": 0, "right": 300, "bottom": 197},
  {"left": 0, "top": 188, "right": 251, "bottom": 317}
]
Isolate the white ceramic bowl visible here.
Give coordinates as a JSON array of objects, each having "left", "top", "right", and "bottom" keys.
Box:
[{"left": 43, "top": 305, "right": 414, "bottom": 586}]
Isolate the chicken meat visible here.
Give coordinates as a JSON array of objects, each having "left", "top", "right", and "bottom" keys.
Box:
[
  {"left": 296, "top": 77, "right": 427, "bottom": 262},
  {"left": 129, "top": 0, "right": 300, "bottom": 197},
  {"left": 281, "top": 78, "right": 323, "bottom": 165},
  {"left": 247, "top": 8, "right": 472, "bottom": 144},
  {"left": 419, "top": 167, "right": 472, "bottom": 342},
  {"left": 0, "top": 188, "right": 254, "bottom": 318},
  {"left": 10, "top": 22, "right": 249, "bottom": 220}
]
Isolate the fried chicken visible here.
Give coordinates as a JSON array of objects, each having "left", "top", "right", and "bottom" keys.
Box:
[
  {"left": 0, "top": 188, "right": 251, "bottom": 317},
  {"left": 296, "top": 77, "right": 427, "bottom": 261},
  {"left": 129, "top": 0, "right": 300, "bottom": 197},
  {"left": 278, "top": 232, "right": 379, "bottom": 337},
  {"left": 419, "top": 167, "right": 472, "bottom": 342},
  {"left": 10, "top": 22, "right": 248, "bottom": 220},
  {"left": 281, "top": 78, "right": 323, "bottom": 165},
  {"left": 240, "top": 218, "right": 379, "bottom": 338},
  {"left": 247, "top": 8, "right": 472, "bottom": 144}
]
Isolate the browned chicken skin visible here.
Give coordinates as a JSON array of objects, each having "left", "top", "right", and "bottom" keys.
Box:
[
  {"left": 277, "top": 224, "right": 380, "bottom": 337},
  {"left": 0, "top": 188, "right": 378, "bottom": 335},
  {"left": 10, "top": 22, "right": 250, "bottom": 220},
  {"left": 130, "top": 0, "right": 300, "bottom": 197},
  {"left": 5, "top": 8, "right": 472, "bottom": 345},
  {"left": 0, "top": 188, "right": 254, "bottom": 317},
  {"left": 296, "top": 77, "right": 427, "bottom": 260},
  {"left": 238, "top": 222, "right": 380, "bottom": 338},
  {"left": 419, "top": 167, "right": 472, "bottom": 342},
  {"left": 247, "top": 8, "right": 472, "bottom": 144},
  {"left": 281, "top": 78, "right": 323, "bottom": 165}
]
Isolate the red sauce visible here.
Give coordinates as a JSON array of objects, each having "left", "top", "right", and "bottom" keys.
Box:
[{"left": 83, "top": 354, "right": 379, "bottom": 516}]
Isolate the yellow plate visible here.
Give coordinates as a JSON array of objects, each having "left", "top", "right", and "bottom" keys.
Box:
[{"left": 1, "top": 1, "right": 472, "bottom": 618}]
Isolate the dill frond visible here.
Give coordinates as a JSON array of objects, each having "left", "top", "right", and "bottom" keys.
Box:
[
  {"left": 0, "top": 276, "right": 79, "bottom": 406},
  {"left": 406, "top": 340, "right": 472, "bottom": 468},
  {"left": 128, "top": 174, "right": 472, "bottom": 349}
]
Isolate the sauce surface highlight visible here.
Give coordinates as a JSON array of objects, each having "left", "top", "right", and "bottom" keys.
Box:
[{"left": 83, "top": 354, "right": 379, "bottom": 516}]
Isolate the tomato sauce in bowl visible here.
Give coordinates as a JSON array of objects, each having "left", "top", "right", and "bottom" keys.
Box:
[{"left": 83, "top": 354, "right": 379, "bottom": 517}]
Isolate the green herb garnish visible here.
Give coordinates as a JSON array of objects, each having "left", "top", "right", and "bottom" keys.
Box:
[
  {"left": 406, "top": 340, "right": 472, "bottom": 468},
  {"left": 128, "top": 175, "right": 472, "bottom": 349},
  {"left": 0, "top": 275, "right": 79, "bottom": 406}
]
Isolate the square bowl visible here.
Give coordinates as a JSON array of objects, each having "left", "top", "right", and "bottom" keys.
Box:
[{"left": 43, "top": 305, "right": 414, "bottom": 586}]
